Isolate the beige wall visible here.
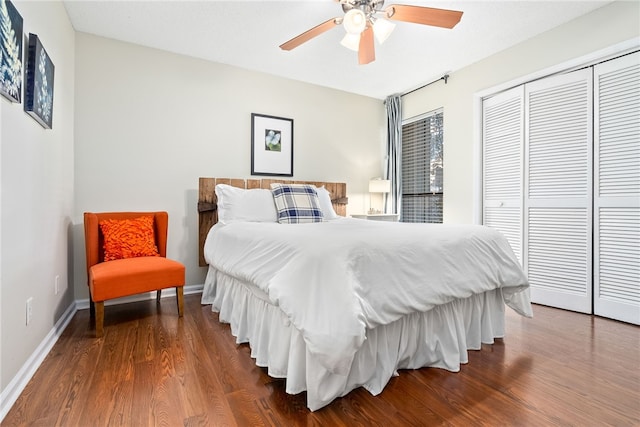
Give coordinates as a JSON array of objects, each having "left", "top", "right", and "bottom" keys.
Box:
[
  {"left": 72, "top": 33, "right": 386, "bottom": 300},
  {"left": 402, "top": 0, "right": 640, "bottom": 224},
  {"left": 1, "top": 0, "right": 75, "bottom": 393}
]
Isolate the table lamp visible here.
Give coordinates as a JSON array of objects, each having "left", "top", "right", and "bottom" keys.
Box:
[{"left": 369, "top": 178, "right": 390, "bottom": 214}]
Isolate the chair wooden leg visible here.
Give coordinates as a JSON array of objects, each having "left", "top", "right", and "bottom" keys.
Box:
[
  {"left": 176, "top": 286, "right": 184, "bottom": 317},
  {"left": 95, "top": 301, "right": 105, "bottom": 338},
  {"left": 156, "top": 289, "right": 162, "bottom": 303},
  {"left": 89, "top": 299, "right": 95, "bottom": 320}
]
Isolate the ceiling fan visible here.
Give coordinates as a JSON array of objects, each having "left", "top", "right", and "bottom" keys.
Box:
[{"left": 279, "top": 0, "right": 463, "bottom": 65}]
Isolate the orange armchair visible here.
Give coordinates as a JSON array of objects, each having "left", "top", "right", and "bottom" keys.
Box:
[{"left": 84, "top": 211, "right": 185, "bottom": 337}]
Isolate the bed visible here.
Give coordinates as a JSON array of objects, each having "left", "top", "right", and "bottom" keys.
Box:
[{"left": 198, "top": 177, "right": 532, "bottom": 411}]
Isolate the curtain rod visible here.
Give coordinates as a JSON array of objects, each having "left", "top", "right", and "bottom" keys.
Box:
[{"left": 401, "top": 74, "right": 449, "bottom": 97}]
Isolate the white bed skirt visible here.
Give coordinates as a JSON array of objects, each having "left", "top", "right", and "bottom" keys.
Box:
[{"left": 201, "top": 266, "right": 507, "bottom": 411}]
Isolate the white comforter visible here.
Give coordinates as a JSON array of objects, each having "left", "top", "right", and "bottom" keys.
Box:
[{"left": 204, "top": 218, "right": 531, "bottom": 376}]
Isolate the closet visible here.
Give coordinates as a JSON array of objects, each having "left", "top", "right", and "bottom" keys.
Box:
[{"left": 482, "top": 51, "right": 639, "bottom": 325}]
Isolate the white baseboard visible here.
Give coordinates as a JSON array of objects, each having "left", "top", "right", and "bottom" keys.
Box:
[
  {"left": 0, "top": 284, "right": 204, "bottom": 422},
  {"left": 0, "top": 301, "right": 77, "bottom": 422},
  {"left": 75, "top": 283, "right": 204, "bottom": 310}
]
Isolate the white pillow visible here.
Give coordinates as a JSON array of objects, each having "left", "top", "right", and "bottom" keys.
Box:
[
  {"left": 215, "top": 184, "right": 277, "bottom": 224},
  {"left": 314, "top": 186, "right": 338, "bottom": 220}
]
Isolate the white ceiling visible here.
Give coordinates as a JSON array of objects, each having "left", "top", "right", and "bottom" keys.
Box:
[{"left": 63, "top": 0, "right": 613, "bottom": 100}]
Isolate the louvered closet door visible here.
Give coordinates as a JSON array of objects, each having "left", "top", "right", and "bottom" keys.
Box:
[
  {"left": 594, "top": 52, "right": 640, "bottom": 325},
  {"left": 524, "top": 69, "right": 593, "bottom": 313},
  {"left": 483, "top": 87, "right": 524, "bottom": 264}
]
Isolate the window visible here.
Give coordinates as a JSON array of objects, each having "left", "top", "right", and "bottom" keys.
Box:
[{"left": 401, "top": 109, "right": 443, "bottom": 223}]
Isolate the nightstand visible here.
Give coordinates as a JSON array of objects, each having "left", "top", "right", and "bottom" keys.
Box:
[{"left": 351, "top": 214, "right": 399, "bottom": 222}]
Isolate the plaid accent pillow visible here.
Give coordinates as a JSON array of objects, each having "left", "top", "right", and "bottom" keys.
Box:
[{"left": 270, "top": 184, "right": 324, "bottom": 224}]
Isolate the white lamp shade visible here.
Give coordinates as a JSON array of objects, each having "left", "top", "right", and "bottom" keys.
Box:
[
  {"left": 343, "top": 9, "right": 367, "bottom": 34},
  {"left": 369, "top": 179, "right": 391, "bottom": 193},
  {"left": 373, "top": 18, "right": 395, "bottom": 44},
  {"left": 340, "top": 33, "right": 360, "bottom": 51}
]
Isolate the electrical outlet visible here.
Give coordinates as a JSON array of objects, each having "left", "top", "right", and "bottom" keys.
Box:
[
  {"left": 55, "top": 275, "right": 60, "bottom": 295},
  {"left": 26, "top": 298, "right": 33, "bottom": 326}
]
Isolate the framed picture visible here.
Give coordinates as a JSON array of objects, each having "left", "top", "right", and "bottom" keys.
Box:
[
  {"left": 251, "top": 113, "right": 294, "bottom": 176},
  {"left": 0, "top": 0, "right": 23, "bottom": 103},
  {"left": 24, "top": 33, "right": 54, "bottom": 129}
]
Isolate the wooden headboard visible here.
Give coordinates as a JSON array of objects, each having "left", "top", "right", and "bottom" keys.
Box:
[{"left": 197, "top": 177, "right": 348, "bottom": 266}]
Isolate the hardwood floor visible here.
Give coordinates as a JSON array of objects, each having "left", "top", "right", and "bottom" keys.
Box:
[{"left": 3, "top": 294, "right": 639, "bottom": 426}]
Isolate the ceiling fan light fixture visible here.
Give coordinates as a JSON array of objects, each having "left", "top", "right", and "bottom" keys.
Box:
[
  {"left": 372, "top": 18, "right": 395, "bottom": 44},
  {"left": 343, "top": 9, "right": 367, "bottom": 34},
  {"left": 279, "top": 1, "right": 464, "bottom": 66},
  {"left": 340, "top": 33, "right": 360, "bottom": 51}
]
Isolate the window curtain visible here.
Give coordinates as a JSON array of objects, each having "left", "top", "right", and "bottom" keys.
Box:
[{"left": 384, "top": 94, "right": 402, "bottom": 215}]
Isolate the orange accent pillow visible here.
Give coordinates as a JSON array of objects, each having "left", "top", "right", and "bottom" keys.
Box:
[{"left": 99, "top": 216, "right": 160, "bottom": 261}]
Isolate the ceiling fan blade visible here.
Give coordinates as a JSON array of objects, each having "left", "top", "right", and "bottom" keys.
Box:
[
  {"left": 358, "top": 26, "right": 375, "bottom": 65},
  {"left": 386, "top": 4, "right": 463, "bottom": 29},
  {"left": 280, "top": 18, "right": 340, "bottom": 51}
]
